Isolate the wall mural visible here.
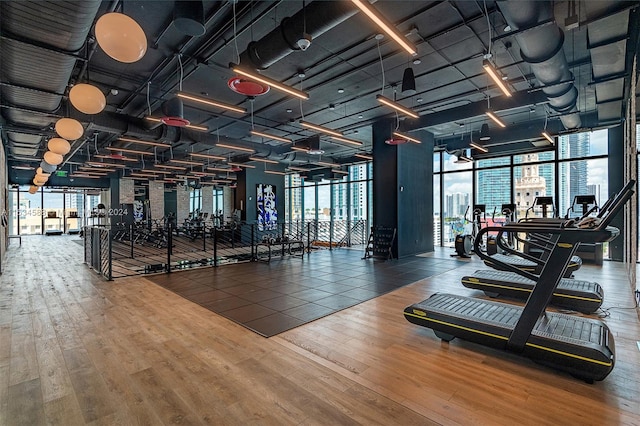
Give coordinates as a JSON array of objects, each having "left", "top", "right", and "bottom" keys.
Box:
[{"left": 257, "top": 184, "right": 277, "bottom": 231}]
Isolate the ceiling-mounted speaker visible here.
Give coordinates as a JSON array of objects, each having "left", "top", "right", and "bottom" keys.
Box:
[
  {"left": 401, "top": 67, "right": 416, "bottom": 95},
  {"left": 173, "top": 1, "right": 206, "bottom": 37},
  {"left": 161, "top": 96, "right": 190, "bottom": 127}
]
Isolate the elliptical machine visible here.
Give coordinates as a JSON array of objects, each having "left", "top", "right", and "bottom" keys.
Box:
[{"left": 451, "top": 205, "right": 484, "bottom": 258}]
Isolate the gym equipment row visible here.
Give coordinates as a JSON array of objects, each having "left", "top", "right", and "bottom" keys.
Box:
[{"left": 404, "top": 180, "right": 635, "bottom": 382}]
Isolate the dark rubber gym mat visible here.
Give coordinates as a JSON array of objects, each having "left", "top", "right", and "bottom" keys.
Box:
[{"left": 147, "top": 249, "right": 462, "bottom": 337}]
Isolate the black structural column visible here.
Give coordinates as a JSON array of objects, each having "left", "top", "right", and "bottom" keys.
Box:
[
  {"left": 235, "top": 167, "right": 285, "bottom": 224},
  {"left": 372, "top": 118, "right": 434, "bottom": 258},
  {"left": 608, "top": 125, "right": 625, "bottom": 261}
]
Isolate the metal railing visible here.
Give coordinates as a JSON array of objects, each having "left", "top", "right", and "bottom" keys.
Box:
[{"left": 82, "top": 220, "right": 366, "bottom": 279}]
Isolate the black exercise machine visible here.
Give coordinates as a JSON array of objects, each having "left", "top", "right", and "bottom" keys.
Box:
[
  {"left": 404, "top": 180, "right": 635, "bottom": 382},
  {"left": 451, "top": 205, "right": 485, "bottom": 258},
  {"left": 486, "top": 203, "right": 516, "bottom": 256}
]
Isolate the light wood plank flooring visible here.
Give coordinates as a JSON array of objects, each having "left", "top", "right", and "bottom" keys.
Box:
[{"left": 1, "top": 235, "right": 639, "bottom": 425}]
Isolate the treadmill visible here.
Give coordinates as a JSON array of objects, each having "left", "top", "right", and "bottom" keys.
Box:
[
  {"left": 462, "top": 191, "right": 619, "bottom": 313},
  {"left": 404, "top": 180, "right": 635, "bottom": 382}
]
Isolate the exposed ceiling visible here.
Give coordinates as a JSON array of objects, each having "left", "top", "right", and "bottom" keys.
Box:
[{"left": 2, "top": 0, "right": 639, "bottom": 186}]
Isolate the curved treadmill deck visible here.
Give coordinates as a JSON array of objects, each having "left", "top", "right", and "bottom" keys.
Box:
[
  {"left": 461, "top": 269, "right": 603, "bottom": 313},
  {"left": 404, "top": 293, "right": 614, "bottom": 382}
]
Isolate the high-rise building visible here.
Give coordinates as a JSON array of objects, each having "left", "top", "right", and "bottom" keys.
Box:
[
  {"left": 514, "top": 154, "right": 547, "bottom": 218},
  {"left": 558, "top": 133, "right": 590, "bottom": 213}
]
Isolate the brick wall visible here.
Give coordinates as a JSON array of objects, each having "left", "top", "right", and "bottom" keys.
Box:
[
  {"left": 176, "top": 184, "right": 190, "bottom": 224},
  {"left": 119, "top": 179, "right": 134, "bottom": 204},
  {"left": 148, "top": 181, "right": 165, "bottom": 221}
]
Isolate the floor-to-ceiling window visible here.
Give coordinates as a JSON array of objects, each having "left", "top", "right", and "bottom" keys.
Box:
[
  {"left": 433, "top": 129, "right": 616, "bottom": 259},
  {"left": 8, "top": 187, "right": 19, "bottom": 235},
  {"left": 284, "top": 161, "right": 373, "bottom": 244},
  {"left": 441, "top": 151, "right": 473, "bottom": 247},
  {"left": 43, "top": 188, "right": 64, "bottom": 233},
  {"left": 17, "top": 185, "right": 42, "bottom": 235}
]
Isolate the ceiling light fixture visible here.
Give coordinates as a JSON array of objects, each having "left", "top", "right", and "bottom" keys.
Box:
[
  {"left": 376, "top": 95, "right": 419, "bottom": 118},
  {"left": 106, "top": 146, "right": 153, "bottom": 156},
  {"left": 177, "top": 92, "right": 246, "bottom": 113},
  {"left": 12, "top": 165, "right": 34, "bottom": 170},
  {"left": 228, "top": 162, "right": 256, "bottom": 169},
  {"left": 469, "top": 141, "right": 489, "bottom": 153},
  {"left": 393, "top": 131, "right": 421, "bottom": 144},
  {"left": 249, "top": 157, "right": 279, "bottom": 164},
  {"left": 354, "top": 153, "right": 373, "bottom": 161},
  {"left": 207, "top": 166, "right": 235, "bottom": 172},
  {"left": 299, "top": 120, "right": 343, "bottom": 138},
  {"left": 86, "top": 161, "right": 127, "bottom": 168},
  {"left": 542, "top": 131, "right": 555, "bottom": 144},
  {"left": 479, "top": 123, "right": 491, "bottom": 141},
  {"left": 264, "top": 170, "right": 286, "bottom": 175},
  {"left": 250, "top": 130, "right": 292, "bottom": 144},
  {"left": 288, "top": 166, "right": 312, "bottom": 172},
  {"left": 351, "top": 0, "right": 417, "bottom": 55},
  {"left": 485, "top": 110, "right": 506, "bottom": 128},
  {"left": 170, "top": 159, "right": 205, "bottom": 166},
  {"left": 401, "top": 67, "right": 417, "bottom": 95},
  {"left": 155, "top": 164, "right": 185, "bottom": 170},
  {"left": 95, "top": 12, "right": 147, "bottom": 63},
  {"left": 117, "top": 137, "right": 170, "bottom": 147},
  {"left": 94, "top": 154, "right": 138, "bottom": 162},
  {"left": 55, "top": 118, "right": 84, "bottom": 140},
  {"left": 329, "top": 135, "right": 363, "bottom": 146},
  {"left": 331, "top": 169, "right": 349, "bottom": 175},
  {"left": 231, "top": 65, "right": 309, "bottom": 100},
  {"left": 315, "top": 160, "right": 339, "bottom": 168},
  {"left": 291, "top": 146, "right": 309, "bottom": 153},
  {"left": 482, "top": 60, "right": 512, "bottom": 97},
  {"left": 215, "top": 143, "right": 255, "bottom": 153},
  {"left": 189, "top": 153, "right": 227, "bottom": 161},
  {"left": 69, "top": 83, "right": 106, "bottom": 114}
]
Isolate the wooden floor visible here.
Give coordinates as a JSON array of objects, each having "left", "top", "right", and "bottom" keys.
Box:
[{"left": 1, "top": 235, "right": 639, "bottom": 425}]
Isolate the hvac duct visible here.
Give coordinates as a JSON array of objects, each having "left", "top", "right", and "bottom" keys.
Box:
[
  {"left": 497, "top": 1, "right": 581, "bottom": 129},
  {"left": 239, "top": 1, "right": 358, "bottom": 70}
]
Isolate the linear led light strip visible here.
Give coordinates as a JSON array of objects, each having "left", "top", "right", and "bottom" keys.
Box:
[
  {"left": 189, "top": 152, "right": 227, "bottom": 161},
  {"left": 482, "top": 60, "right": 512, "bottom": 97},
  {"left": 106, "top": 146, "right": 154, "bottom": 156},
  {"left": 117, "top": 137, "right": 170, "bottom": 147},
  {"left": 94, "top": 154, "right": 138, "bottom": 162},
  {"left": 79, "top": 166, "right": 118, "bottom": 172},
  {"left": 485, "top": 111, "right": 506, "bottom": 128},
  {"left": 299, "top": 120, "right": 343, "bottom": 137},
  {"left": 86, "top": 161, "right": 127, "bottom": 168},
  {"left": 231, "top": 65, "right": 309, "bottom": 100},
  {"left": 315, "top": 161, "right": 339, "bottom": 167},
  {"left": 354, "top": 153, "right": 373, "bottom": 161},
  {"left": 393, "top": 131, "right": 421, "bottom": 144},
  {"left": 330, "top": 135, "right": 362, "bottom": 146},
  {"left": 177, "top": 92, "right": 246, "bottom": 114},
  {"left": 129, "top": 173, "right": 157, "bottom": 178},
  {"left": 249, "top": 157, "right": 279, "bottom": 164},
  {"left": 12, "top": 165, "right": 33, "bottom": 170},
  {"left": 207, "top": 167, "right": 236, "bottom": 172},
  {"left": 250, "top": 130, "right": 292, "bottom": 144},
  {"left": 264, "top": 170, "right": 286, "bottom": 175},
  {"left": 144, "top": 116, "right": 209, "bottom": 132},
  {"left": 469, "top": 141, "right": 489, "bottom": 153},
  {"left": 169, "top": 159, "right": 206, "bottom": 166},
  {"left": 155, "top": 164, "right": 185, "bottom": 170},
  {"left": 228, "top": 162, "right": 256, "bottom": 169},
  {"left": 291, "top": 146, "right": 310, "bottom": 153},
  {"left": 351, "top": 0, "right": 417, "bottom": 55},
  {"left": 376, "top": 95, "right": 419, "bottom": 118},
  {"left": 288, "top": 166, "right": 312, "bottom": 172},
  {"left": 215, "top": 143, "right": 255, "bottom": 153},
  {"left": 331, "top": 169, "right": 349, "bottom": 175},
  {"left": 542, "top": 131, "right": 555, "bottom": 144},
  {"left": 70, "top": 174, "right": 101, "bottom": 179}
]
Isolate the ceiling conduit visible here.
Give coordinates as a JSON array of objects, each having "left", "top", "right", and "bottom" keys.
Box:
[
  {"left": 239, "top": 0, "right": 358, "bottom": 70},
  {"left": 497, "top": 0, "right": 581, "bottom": 129}
]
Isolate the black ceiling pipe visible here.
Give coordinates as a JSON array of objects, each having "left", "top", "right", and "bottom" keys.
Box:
[
  {"left": 497, "top": 1, "right": 581, "bottom": 129},
  {"left": 239, "top": 0, "right": 358, "bottom": 70}
]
